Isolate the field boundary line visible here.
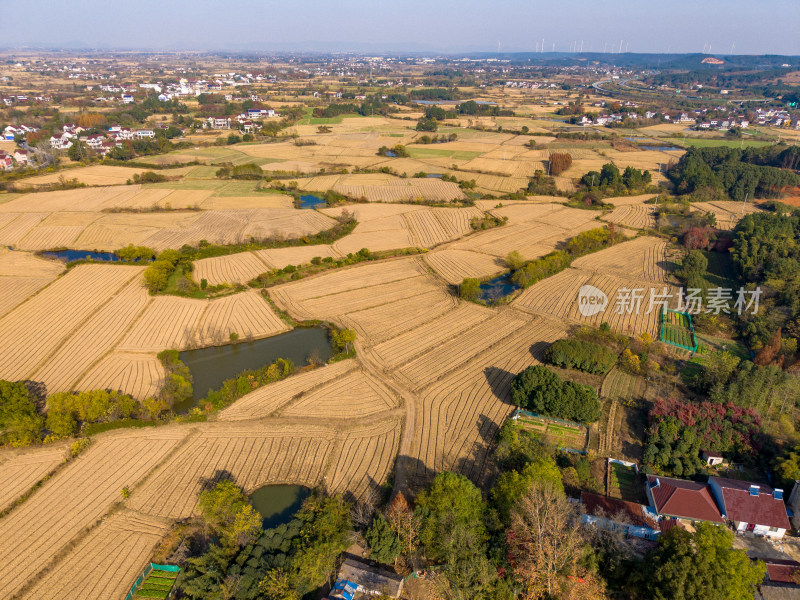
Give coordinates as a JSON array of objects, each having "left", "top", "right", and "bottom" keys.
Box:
[
  {"left": 23, "top": 267, "right": 145, "bottom": 380},
  {"left": 8, "top": 429, "right": 194, "bottom": 599},
  {"left": 270, "top": 365, "right": 361, "bottom": 417},
  {"left": 60, "top": 296, "right": 155, "bottom": 393}
]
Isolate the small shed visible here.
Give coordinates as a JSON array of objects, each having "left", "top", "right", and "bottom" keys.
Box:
[
  {"left": 702, "top": 450, "right": 724, "bottom": 467},
  {"left": 329, "top": 558, "right": 404, "bottom": 599}
]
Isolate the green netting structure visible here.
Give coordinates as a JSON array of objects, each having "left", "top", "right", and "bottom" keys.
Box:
[
  {"left": 126, "top": 563, "right": 180, "bottom": 600},
  {"left": 660, "top": 308, "right": 698, "bottom": 352}
]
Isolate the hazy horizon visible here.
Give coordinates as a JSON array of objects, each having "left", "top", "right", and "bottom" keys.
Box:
[{"left": 2, "top": 0, "right": 799, "bottom": 56}]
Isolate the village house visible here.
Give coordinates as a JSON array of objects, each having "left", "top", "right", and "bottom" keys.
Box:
[
  {"left": 708, "top": 477, "right": 790, "bottom": 539},
  {"left": 0, "top": 152, "right": 13, "bottom": 170},
  {"left": 133, "top": 129, "right": 155, "bottom": 139},
  {"left": 13, "top": 149, "right": 29, "bottom": 165},
  {"left": 205, "top": 116, "right": 231, "bottom": 129},
  {"left": 580, "top": 492, "right": 661, "bottom": 541},
  {"left": 326, "top": 558, "right": 403, "bottom": 600},
  {"left": 84, "top": 134, "right": 105, "bottom": 149},
  {"left": 645, "top": 475, "right": 725, "bottom": 524}
]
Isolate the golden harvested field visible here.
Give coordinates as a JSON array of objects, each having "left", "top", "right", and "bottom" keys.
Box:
[
  {"left": 19, "top": 510, "right": 171, "bottom": 600},
  {"left": 395, "top": 311, "right": 529, "bottom": 391},
  {"left": 0, "top": 444, "right": 68, "bottom": 512},
  {"left": 0, "top": 428, "right": 186, "bottom": 599},
  {"left": 255, "top": 244, "right": 342, "bottom": 269},
  {"left": 219, "top": 359, "right": 357, "bottom": 421},
  {"left": 128, "top": 423, "right": 336, "bottom": 518},
  {"left": 368, "top": 303, "right": 493, "bottom": 369},
  {"left": 0, "top": 250, "right": 63, "bottom": 318},
  {"left": 194, "top": 290, "right": 290, "bottom": 345},
  {"left": 193, "top": 251, "right": 272, "bottom": 286},
  {"left": 407, "top": 316, "right": 566, "bottom": 483},
  {"left": 514, "top": 261, "right": 677, "bottom": 337},
  {"left": 117, "top": 296, "right": 207, "bottom": 352},
  {"left": 326, "top": 417, "right": 401, "bottom": 499},
  {"left": 31, "top": 277, "right": 151, "bottom": 395},
  {"left": 572, "top": 236, "right": 671, "bottom": 284},
  {"left": 603, "top": 204, "right": 656, "bottom": 229},
  {"left": 74, "top": 352, "right": 165, "bottom": 400},
  {"left": 0, "top": 265, "right": 143, "bottom": 381},
  {"left": 118, "top": 290, "right": 288, "bottom": 352},
  {"left": 0, "top": 188, "right": 336, "bottom": 251},
  {"left": 23, "top": 165, "right": 155, "bottom": 187},
  {"left": 280, "top": 368, "right": 398, "bottom": 418},
  {"left": 691, "top": 200, "right": 762, "bottom": 230},
  {"left": 424, "top": 248, "right": 506, "bottom": 284},
  {"left": 343, "top": 288, "right": 457, "bottom": 344},
  {"left": 271, "top": 257, "right": 438, "bottom": 321}
]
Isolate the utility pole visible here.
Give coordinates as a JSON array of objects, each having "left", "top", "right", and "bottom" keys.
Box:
[{"left": 741, "top": 192, "right": 748, "bottom": 215}]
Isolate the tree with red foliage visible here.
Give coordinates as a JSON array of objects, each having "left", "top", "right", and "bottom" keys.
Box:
[{"left": 683, "top": 226, "right": 714, "bottom": 249}]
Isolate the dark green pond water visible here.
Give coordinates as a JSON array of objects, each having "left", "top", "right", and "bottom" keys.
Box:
[
  {"left": 177, "top": 327, "right": 332, "bottom": 409},
  {"left": 250, "top": 485, "right": 310, "bottom": 528}
]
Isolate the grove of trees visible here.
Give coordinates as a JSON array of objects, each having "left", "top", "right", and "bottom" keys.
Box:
[{"left": 510, "top": 365, "right": 602, "bottom": 423}]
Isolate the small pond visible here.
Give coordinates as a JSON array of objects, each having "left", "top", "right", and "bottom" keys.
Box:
[
  {"left": 177, "top": 327, "right": 332, "bottom": 410},
  {"left": 479, "top": 274, "right": 520, "bottom": 302},
  {"left": 298, "top": 194, "right": 326, "bottom": 209},
  {"left": 426, "top": 173, "right": 443, "bottom": 178},
  {"left": 639, "top": 145, "right": 682, "bottom": 152},
  {"left": 42, "top": 249, "right": 120, "bottom": 263},
  {"left": 384, "top": 150, "right": 397, "bottom": 157},
  {"left": 250, "top": 485, "right": 311, "bottom": 529}
]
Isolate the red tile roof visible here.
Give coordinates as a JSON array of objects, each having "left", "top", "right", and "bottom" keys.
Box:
[
  {"left": 581, "top": 492, "right": 659, "bottom": 529},
  {"left": 647, "top": 475, "right": 724, "bottom": 523},
  {"left": 764, "top": 559, "right": 800, "bottom": 584},
  {"left": 709, "top": 477, "right": 791, "bottom": 530}
]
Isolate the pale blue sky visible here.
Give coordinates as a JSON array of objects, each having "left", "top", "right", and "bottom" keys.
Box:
[{"left": 1, "top": 0, "right": 798, "bottom": 54}]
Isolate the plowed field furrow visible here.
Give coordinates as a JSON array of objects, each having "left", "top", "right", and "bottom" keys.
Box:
[
  {"left": 31, "top": 279, "right": 151, "bottom": 395},
  {"left": 193, "top": 252, "right": 272, "bottom": 286},
  {"left": 218, "top": 360, "right": 356, "bottom": 421},
  {"left": 0, "top": 445, "right": 68, "bottom": 512},
  {"left": 0, "top": 431, "right": 185, "bottom": 598},
  {"left": 19, "top": 511, "right": 170, "bottom": 600},
  {"left": 0, "top": 265, "right": 143, "bottom": 381},
  {"left": 370, "top": 303, "right": 493, "bottom": 368},
  {"left": 398, "top": 312, "right": 527, "bottom": 390},
  {"left": 281, "top": 369, "right": 397, "bottom": 418}
]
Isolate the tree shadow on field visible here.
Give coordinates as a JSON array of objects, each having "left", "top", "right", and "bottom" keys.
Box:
[
  {"left": 529, "top": 340, "right": 551, "bottom": 361},
  {"left": 198, "top": 469, "right": 236, "bottom": 492},
  {"left": 484, "top": 366, "right": 515, "bottom": 402},
  {"left": 455, "top": 437, "right": 496, "bottom": 487},
  {"left": 393, "top": 454, "right": 435, "bottom": 497},
  {"left": 24, "top": 380, "right": 47, "bottom": 410}
]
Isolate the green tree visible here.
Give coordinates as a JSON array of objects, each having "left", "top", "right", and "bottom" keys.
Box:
[
  {"left": 491, "top": 455, "right": 564, "bottom": 523},
  {"left": 0, "top": 381, "right": 43, "bottom": 447},
  {"left": 635, "top": 522, "right": 765, "bottom": 600},
  {"left": 198, "top": 480, "right": 262, "bottom": 547},
  {"left": 460, "top": 277, "right": 481, "bottom": 302},
  {"left": 510, "top": 365, "right": 601, "bottom": 423},
  {"left": 365, "top": 514, "right": 400, "bottom": 565},
  {"left": 505, "top": 250, "right": 526, "bottom": 271},
  {"left": 416, "top": 472, "right": 487, "bottom": 561},
  {"left": 290, "top": 494, "right": 352, "bottom": 596}
]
